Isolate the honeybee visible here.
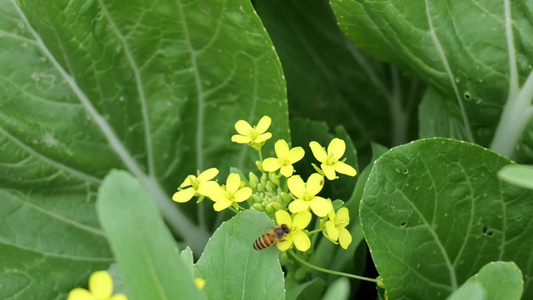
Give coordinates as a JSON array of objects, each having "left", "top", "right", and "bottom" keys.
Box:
[{"left": 253, "top": 224, "right": 290, "bottom": 250}]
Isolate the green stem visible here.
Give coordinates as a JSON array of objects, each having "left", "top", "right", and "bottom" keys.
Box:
[
  {"left": 258, "top": 148, "right": 264, "bottom": 162},
  {"left": 307, "top": 228, "right": 322, "bottom": 235},
  {"left": 287, "top": 250, "right": 378, "bottom": 283}
]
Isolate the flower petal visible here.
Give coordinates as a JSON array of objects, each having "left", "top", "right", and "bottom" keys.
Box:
[
  {"left": 197, "top": 181, "right": 220, "bottom": 198},
  {"left": 172, "top": 187, "right": 195, "bottom": 203},
  {"left": 287, "top": 175, "right": 306, "bottom": 198},
  {"left": 235, "top": 120, "right": 252, "bottom": 135},
  {"left": 275, "top": 210, "right": 292, "bottom": 227},
  {"left": 262, "top": 158, "right": 281, "bottom": 172},
  {"left": 255, "top": 132, "right": 272, "bottom": 144},
  {"left": 328, "top": 138, "right": 346, "bottom": 159},
  {"left": 309, "top": 141, "right": 327, "bottom": 163},
  {"left": 67, "top": 288, "right": 96, "bottom": 300},
  {"left": 339, "top": 227, "right": 352, "bottom": 249},
  {"left": 325, "top": 221, "right": 339, "bottom": 241},
  {"left": 89, "top": 270, "right": 113, "bottom": 299},
  {"left": 231, "top": 135, "right": 252, "bottom": 144},
  {"left": 293, "top": 231, "right": 311, "bottom": 251},
  {"left": 226, "top": 173, "right": 241, "bottom": 194},
  {"left": 110, "top": 294, "right": 128, "bottom": 300},
  {"left": 214, "top": 199, "right": 232, "bottom": 211},
  {"left": 309, "top": 197, "right": 333, "bottom": 217},
  {"left": 208, "top": 186, "right": 226, "bottom": 202},
  {"left": 288, "top": 147, "right": 305, "bottom": 163},
  {"left": 274, "top": 139, "right": 290, "bottom": 158},
  {"left": 288, "top": 199, "right": 309, "bottom": 214},
  {"left": 179, "top": 175, "right": 195, "bottom": 188},
  {"left": 336, "top": 207, "right": 350, "bottom": 223},
  {"left": 256, "top": 115, "right": 272, "bottom": 133},
  {"left": 333, "top": 161, "right": 357, "bottom": 177},
  {"left": 276, "top": 234, "right": 293, "bottom": 251},
  {"left": 292, "top": 211, "right": 312, "bottom": 229},
  {"left": 306, "top": 173, "right": 324, "bottom": 196},
  {"left": 279, "top": 165, "right": 294, "bottom": 177},
  {"left": 321, "top": 164, "right": 337, "bottom": 180},
  {"left": 198, "top": 168, "right": 219, "bottom": 181},
  {"left": 234, "top": 187, "right": 252, "bottom": 202}
]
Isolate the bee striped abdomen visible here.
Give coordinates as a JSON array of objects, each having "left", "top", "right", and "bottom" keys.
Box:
[
  {"left": 253, "top": 233, "right": 275, "bottom": 250},
  {"left": 253, "top": 224, "right": 289, "bottom": 251}
]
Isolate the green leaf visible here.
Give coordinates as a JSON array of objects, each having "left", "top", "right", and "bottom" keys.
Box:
[
  {"left": 255, "top": 0, "right": 424, "bottom": 164},
  {"left": 361, "top": 138, "right": 533, "bottom": 299},
  {"left": 97, "top": 170, "right": 204, "bottom": 300},
  {"left": 106, "top": 264, "right": 127, "bottom": 295},
  {"left": 331, "top": 0, "right": 533, "bottom": 160},
  {"left": 0, "top": 0, "right": 288, "bottom": 297},
  {"left": 447, "top": 261, "right": 523, "bottom": 300},
  {"left": 322, "top": 277, "right": 350, "bottom": 300},
  {"left": 446, "top": 281, "right": 485, "bottom": 300},
  {"left": 285, "top": 278, "right": 323, "bottom": 300},
  {"left": 498, "top": 164, "right": 533, "bottom": 190},
  {"left": 195, "top": 210, "right": 285, "bottom": 300}
]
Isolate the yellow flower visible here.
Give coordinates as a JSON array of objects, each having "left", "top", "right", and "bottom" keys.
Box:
[
  {"left": 287, "top": 173, "right": 332, "bottom": 217},
  {"left": 309, "top": 138, "right": 357, "bottom": 180},
  {"left": 231, "top": 116, "right": 272, "bottom": 149},
  {"left": 210, "top": 173, "right": 252, "bottom": 211},
  {"left": 172, "top": 168, "right": 219, "bottom": 203},
  {"left": 262, "top": 139, "right": 305, "bottom": 177},
  {"left": 323, "top": 207, "right": 352, "bottom": 249},
  {"left": 194, "top": 277, "right": 206, "bottom": 290},
  {"left": 275, "top": 210, "right": 312, "bottom": 252},
  {"left": 67, "top": 270, "right": 127, "bottom": 300}
]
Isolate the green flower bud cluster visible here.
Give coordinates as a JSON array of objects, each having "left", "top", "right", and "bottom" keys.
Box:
[{"left": 248, "top": 172, "right": 292, "bottom": 214}]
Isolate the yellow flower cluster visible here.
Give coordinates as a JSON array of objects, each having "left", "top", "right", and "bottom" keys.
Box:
[
  {"left": 67, "top": 270, "right": 126, "bottom": 300},
  {"left": 172, "top": 115, "right": 357, "bottom": 252}
]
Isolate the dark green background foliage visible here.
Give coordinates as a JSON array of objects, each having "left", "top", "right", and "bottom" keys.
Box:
[{"left": 1, "top": 0, "right": 533, "bottom": 299}]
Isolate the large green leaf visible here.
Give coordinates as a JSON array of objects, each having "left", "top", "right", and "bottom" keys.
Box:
[
  {"left": 97, "top": 170, "right": 205, "bottom": 300},
  {"left": 0, "top": 0, "right": 288, "bottom": 298},
  {"left": 195, "top": 210, "right": 285, "bottom": 300},
  {"left": 331, "top": 0, "right": 533, "bottom": 161},
  {"left": 361, "top": 138, "right": 533, "bottom": 299},
  {"left": 255, "top": 0, "right": 425, "bottom": 164}
]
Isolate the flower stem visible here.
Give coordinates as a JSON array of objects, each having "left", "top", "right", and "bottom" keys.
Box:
[
  {"left": 258, "top": 148, "right": 264, "bottom": 162},
  {"left": 287, "top": 250, "right": 379, "bottom": 283},
  {"left": 307, "top": 228, "right": 322, "bottom": 235}
]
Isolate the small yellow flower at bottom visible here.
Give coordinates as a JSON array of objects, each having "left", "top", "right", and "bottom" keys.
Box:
[
  {"left": 324, "top": 207, "right": 352, "bottom": 249},
  {"left": 194, "top": 277, "right": 206, "bottom": 290},
  {"left": 275, "top": 210, "right": 312, "bottom": 252},
  {"left": 67, "top": 270, "right": 127, "bottom": 300},
  {"left": 210, "top": 173, "right": 252, "bottom": 211}
]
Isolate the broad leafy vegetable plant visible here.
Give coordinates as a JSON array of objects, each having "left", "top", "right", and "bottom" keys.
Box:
[{"left": 1, "top": 0, "right": 532, "bottom": 299}]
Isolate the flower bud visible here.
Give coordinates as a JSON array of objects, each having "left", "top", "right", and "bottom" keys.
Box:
[
  {"left": 252, "top": 194, "right": 261, "bottom": 203},
  {"left": 271, "top": 202, "right": 283, "bottom": 211},
  {"left": 249, "top": 172, "right": 259, "bottom": 189},
  {"left": 251, "top": 203, "right": 264, "bottom": 211},
  {"left": 255, "top": 160, "right": 264, "bottom": 172},
  {"left": 268, "top": 172, "right": 280, "bottom": 186}
]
